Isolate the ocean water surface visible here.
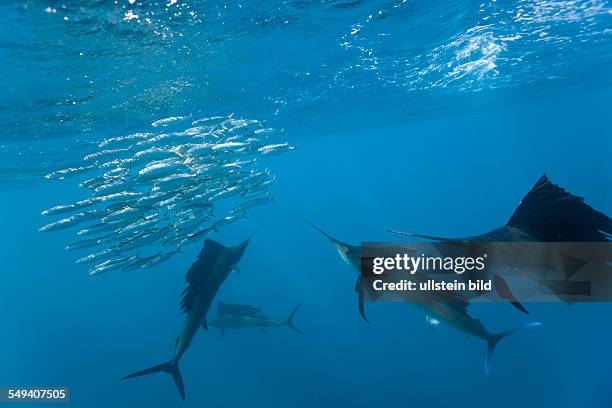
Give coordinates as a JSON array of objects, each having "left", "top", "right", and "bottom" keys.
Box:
[{"left": 0, "top": 1, "right": 611, "bottom": 407}]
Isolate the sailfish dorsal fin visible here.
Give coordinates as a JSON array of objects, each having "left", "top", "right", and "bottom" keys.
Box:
[
  {"left": 198, "top": 238, "right": 228, "bottom": 258},
  {"left": 217, "top": 302, "right": 265, "bottom": 318},
  {"left": 507, "top": 175, "right": 611, "bottom": 242}
]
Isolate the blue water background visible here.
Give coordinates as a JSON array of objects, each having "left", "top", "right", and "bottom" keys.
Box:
[{"left": 0, "top": 1, "right": 611, "bottom": 407}]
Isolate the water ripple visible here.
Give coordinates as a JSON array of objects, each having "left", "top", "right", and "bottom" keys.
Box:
[{"left": 0, "top": 0, "right": 610, "bottom": 184}]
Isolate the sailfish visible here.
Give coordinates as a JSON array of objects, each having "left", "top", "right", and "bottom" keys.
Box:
[
  {"left": 303, "top": 218, "right": 541, "bottom": 372},
  {"left": 209, "top": 302, "right": 303, "bottom": 335},
  {"left": 388, "top": 175, "right": 612, "bottom": 312},
  {"left": 121, "top": 232, "right": 256, "bottom": 401}
]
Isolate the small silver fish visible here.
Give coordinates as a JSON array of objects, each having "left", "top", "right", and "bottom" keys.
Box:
[
  {"left": 230, "top": 194, "right": 274, "bottom": 215},
  {"left": 211, "top": 214, "right": 244, "bottom": 231},
  {"left": 153, "top": 174, "right": 195, "bottom": 190},
  {"left": 122, "top": 252, "right": 162, "bottom": 271},
  {"left": 180, "top": 227, "right": 213, "bottom": 246},
  {"left": 120, "top": 214, "right": 163, "bottom": 234},
  {"left": 97, "top": 158, "right": 132, "bottom": 169},
  {"left": 145, "top": 247, "right": 183, "bottom": 267},
  {"left": 192, "top": 115, "right": 227, "bottom": 126},
  {"left": 210, "top": 187, "right": 241, "bottom": 202},
  {"left": 186, "top": 143, "right": 214, "bottom": 156},
  {"left": 242, "top": 176, "right": 276, "bottom": 196},
  {"left": 154, "top": 194, "right": 183, "bottom": 209},
  {"left": 65, "top": 236, "right": 108, "bottom": 251},
  {"left": 101, "top": 207, "right": 144, "bottom": 224},
  {"left": 222, "top": 158, "right": 256, "bottom": 170},
  {"left": 137, "top": 162, "right": 184, "bottom": 182},
  {"left": 136, "top": 133, "right": 192, "bottom": 149},
  {"left": 98, "top": 132, "right": 151, "bottom": 148},
  {"left": 93, "top": 180, "right": 134, "bottom": 196},
  {"left": 136, "top": 191, "right": 172, "bottom": 207},
  {"left": 77, "top": 220, "right": 131, "bottom": 236},
  {"left": 258, "top": 142, "right": 294, "bottom": 156},
  {"left": 104, "top": 167, "right": 128, "bottom": 177},
  {"left": 241, "top": 169, "right": 270, "bottom": 187},
  {"left": 83, "top": 148, "right": 130, "bottom": 161},
  {"left": 172, "top": 217, "right": 207, "bottom": 236},
  {"left": 41, "top": 204, "right": 78, "bottom": 216},
  {"left": 89, "top": 255, "right": 139, "bottom": 275},
  {"left": 151, "top": 116, "right": 189, "bottom": 128},
  {"left": 39, "top": 212, "right": 96, "bottom": 232},
  {"left": 253, "top": 128, "right": 274, "bottom": 135},
  {"left": 80, "top": 174, "right": 126, "bottom": 191},
  {"left": 44, "top": 165, "right": 95, "bottom": 180},
  {"left": 211, "top": 141, "right": 246, "bottom": 152},
  {"left": 76, "top": 248, "right": 116, "bottom": 265},
  {"left": 96, "top": 191, "right": 143, "bottom": 203},
  {"left": 114, "top": 227, "right": 163, "bottom": 251},
  {"left": 132, "top": 147, "right": 178, "bottom": 163}
]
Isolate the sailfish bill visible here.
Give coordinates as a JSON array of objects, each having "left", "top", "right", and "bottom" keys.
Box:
[{"left": 302, "top": 218, "right": 368, "bottom": 322}]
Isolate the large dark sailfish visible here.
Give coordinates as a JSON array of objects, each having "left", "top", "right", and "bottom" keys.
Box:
[
  {"left": 388, "top": 175, "right": 612, "bottom": 312},
  {"left": 121, "top": 232, "right": 256, "bottom": 401}
]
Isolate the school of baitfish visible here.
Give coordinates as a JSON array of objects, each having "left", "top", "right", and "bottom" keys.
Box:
[{"left": 39, "top": 115, "right": 294, "bottom": 276}]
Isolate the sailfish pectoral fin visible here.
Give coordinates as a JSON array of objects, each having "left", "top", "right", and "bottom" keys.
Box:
[
  {"left": 355, "top": 276, "right": 369, "bottom": 323},
  {"left": 494, "top": 274, "right": 529, "bottom": 314},
  {"left": 201, "top": 319, "right": 208, "bottom": 331}
]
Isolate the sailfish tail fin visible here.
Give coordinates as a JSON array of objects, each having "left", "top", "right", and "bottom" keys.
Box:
[
  {"left": 285, "top": 304, "right": 303, "bottom": 334},
  {"left": 121, "top": 360, "right": 185, "bottom": 401},
  {"left": 485, "top": 322, "right": 542, "bottom": 374}
]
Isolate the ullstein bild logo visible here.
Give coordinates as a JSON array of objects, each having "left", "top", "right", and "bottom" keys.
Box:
[{"left": 359, "top": 242, "right": 612, "bottom": 303}]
